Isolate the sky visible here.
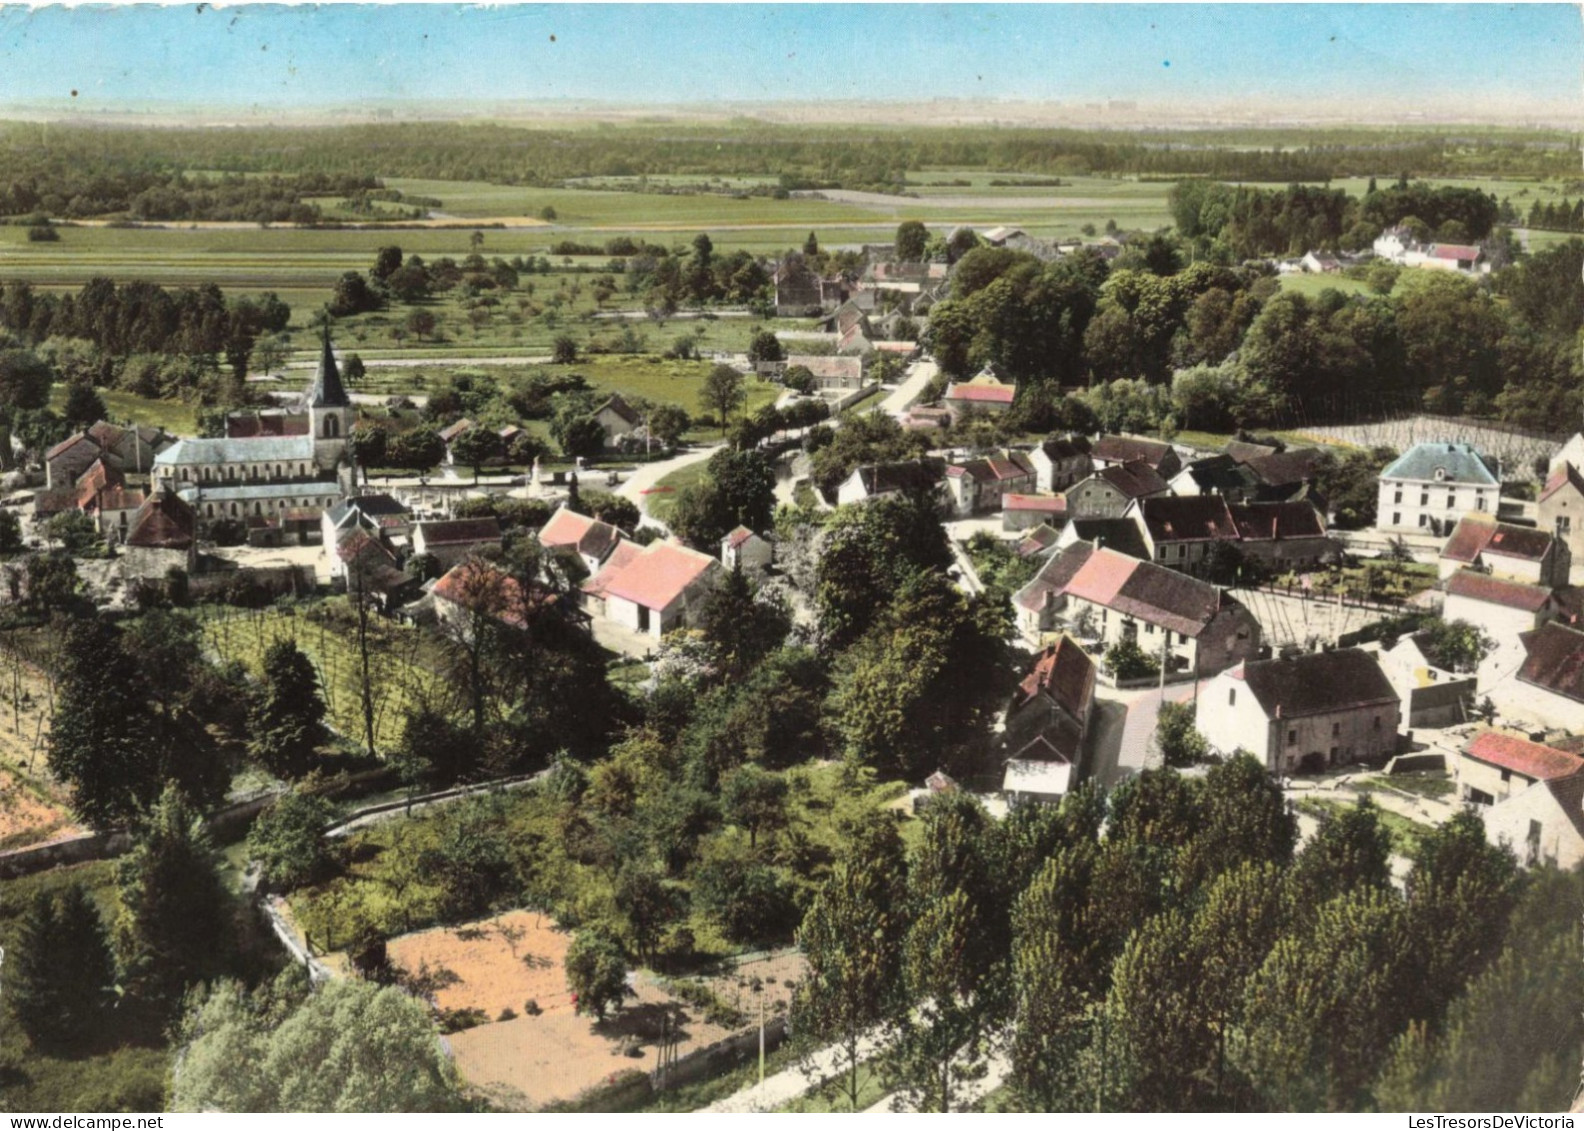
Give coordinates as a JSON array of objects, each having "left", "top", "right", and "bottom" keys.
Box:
[{"left": 0, "top": 4, "right": 1578, "bottom": 115}]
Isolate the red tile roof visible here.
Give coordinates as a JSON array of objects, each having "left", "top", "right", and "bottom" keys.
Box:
[
  {"left": 592, "top": 540, "right": 719, "bottom": 612},
  {"left": 1465, "top": 731, "right": 1584, "bottom": 783},
  {"left": 1518, "top": 622, "right": 1584, "bottom": 704},
  {"left": 125, "top": 490, "right": 194, "bottom": 550},
  {"left": 1540, "top": 463, "right": 1584, "bottom": 504},
  {"left": 945, "top": 382, "right": 1016, "bottom": 405},
  {"left": 1016, "top": 524, "right": 1062, "bottom": 557},
  {"left": 725, "top": 526, "right": 757, "bottom": 549},
  {"left": 1025, "top": 541, "right": 1240, "bottom": 637},
  {"left": 437, "top": 418, "right": 476, "bottom": 443},
  {"left": 1445, "top": 569, "right": 1553, "bottom": 613},
  {"left": 1003, "top": 494, "right": 1068, "bottom": 514},
  {"left": 1014, "top": 636, "right": 1096, "bottom": 719},
  {"left": 433, "top": 560, "right": 550, "bottom": 630},
  {"left": 538, "top": 507, "right": 622, "bottom": 560},
  {"left": 1431, "top": 244, "right": 1481, "bottom": 261}
]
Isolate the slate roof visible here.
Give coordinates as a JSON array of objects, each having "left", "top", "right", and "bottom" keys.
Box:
[
  {"left": 416, "top": 517, "right": 504, "bottom": 547},
  {"left": 1095, "top": 461, "right": 1169, "bottom": 499},
  {"left": 1242, "top": 448, "right": 1329, "bottom": 488},
  {"left": 1137, "top": 495, "right": 1238, "bottom": 543},
  {"left": 595, "top": 394, "right": 643, "bottom": 428},
  {"left": 126, "top": 489, "right": 195, "bottom": 550},
  {"left": 155, "top": 435, "right": 316, "bottom": 465},
  {"left": 1540, "top": 463, "right": 1584, "bottom": 504},
  {"left": 180, "top": 482, "right": 339, "bottom": 503},
  {"left": 1066, "top": 517, "right": 1149, "bottom": 561},
  {"left": 1180, "top": 454, "right": 1261, "bottom": 496},
  {"left": 1035, "top": 436, "right": 1090, "bottom": 462},
  {"left": 853, "top": 459, "right": 946, "bottom": 496},
  {"left": 45, "top": 434, "right": 98, "bottom": 462},
  {"left": 1225, "top": 439, "right": 1282, "bottom": 462},
  {"left": 591, "top": 540, "right": 719, "bottom": 612},
  {"left": 1230, "top": 649, "right": 1398, "bottom": 720},
  {"left": 1445, "top": 569, "right": 1553, "bottom": 613},
  {"left": 1091, "top": 435, "right": 1173, "bottom": 469},
  {"left": 306, "top": 331, "right": 350, "bottom": 409},
  {"left": 1464, "top": 731, "right": 1584, "bottom": 783},
  {"left": 1441, "top": 514, "right": 1554, "bottom": 565},
  {"left": 1517, "top": 622, "right": 1584, "bottom": 705},
  {"left": 1381, "top": 442, "right": 1498, "bottom": 486},
  {"left": 1229, "top": 501, "right": 1328, "bottom": 542}
]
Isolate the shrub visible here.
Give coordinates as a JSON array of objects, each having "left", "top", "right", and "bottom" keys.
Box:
[{"left": 1104, "top": 638, "right": 1159, "bottom": 681}]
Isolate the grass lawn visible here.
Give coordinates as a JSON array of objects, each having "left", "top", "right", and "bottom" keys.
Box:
[
  {"left": 0, "top": 862, "right": 171, "bottom": 1112},
  {"left": 49, "top": 384, "right": 201, "bottom": 437},
  {"left": 643, "top": 460, "right": 710, "bottom": 524},
  {"left": 1278, "top": 273, "right": 1375, "bottom": 299},
  {"left": 1296, "top": 794, "right": 1426, "bottom": 857},
  {"left": 1357, "top": 772, "right": 1456, "bottom": 801}
]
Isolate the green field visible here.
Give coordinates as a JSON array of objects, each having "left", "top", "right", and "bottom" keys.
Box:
[
  {"left": 48, "top": 384, "right": 203, "bottom": 436},
  {"left": 1278, "top": 273, "right": 1376, "bottom": 299}
]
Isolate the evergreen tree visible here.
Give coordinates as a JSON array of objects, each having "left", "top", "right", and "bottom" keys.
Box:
[
  {"left": 9, "top": 883, "right": 115, "bottom": 1051},
  {"left": 115, "top": 785, "right": 232, "bottom": 1026},
  {"left": 247, "top": 639, "right": 327, "bottom": 779}
]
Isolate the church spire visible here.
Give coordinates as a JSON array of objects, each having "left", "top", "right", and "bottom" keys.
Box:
[{"left": 307, "top": 326, "right": 349, "bottom": 409}]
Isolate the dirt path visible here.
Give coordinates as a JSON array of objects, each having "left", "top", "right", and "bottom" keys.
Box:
[
  {"left": 614, "top": 442, "right": 726, "bottom": 532},
  {"left": 698, "top": 1023, "right": 890, "bottom": 1113}
]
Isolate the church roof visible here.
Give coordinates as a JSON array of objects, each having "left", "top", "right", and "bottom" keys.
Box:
[{"left": 307, "top": 331, "right": 350, "bottom": 409}]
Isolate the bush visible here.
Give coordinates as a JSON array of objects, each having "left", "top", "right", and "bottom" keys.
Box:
[{"left": 1104, "top": 638, "right": 1160, "bottom": 681}]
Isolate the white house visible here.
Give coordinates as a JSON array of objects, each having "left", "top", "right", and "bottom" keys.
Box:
[
  {"left": 1495, "top": 621, "right": 1584, "bottom": 731},
  {"left": 537, "top": 506, "right": 627, "bottom": 578},
  {"left": 1438, "top": 514, "right": 1569, "bottom": 587},
  {"left": 1442, "top": 568, "right": 1555, "bottom": 653},
  {"left": 1377, "top": 442, "right": 1500, "bottom": 535},
  {"left": 834, "top": 459, "right": 947, "bottom": 507},
  {"left": 1196, "top": 649, "right": 1401, "bottom": 775},
  {"left": 1376, "top": 633, "right": 1478, "bottom": 729},
  {"left": 1481, "top": 772, "right": 1584, "bottom": 869},
  {"left": 1455, "top": 730, "right": 1584, "bottom": 808},
  {"left": 1027, "top": 436, "right": 1092, "bottom": 493},
  {"left": 1548, "top": 433, "right": 1584, "bottom": 476},
  {"left": 580, "top": 539, "right": 721, "bottom": 640}
]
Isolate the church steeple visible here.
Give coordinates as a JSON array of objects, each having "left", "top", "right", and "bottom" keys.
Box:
[{"left": 307, "top": 326, "right": 350, "bottom": 409}]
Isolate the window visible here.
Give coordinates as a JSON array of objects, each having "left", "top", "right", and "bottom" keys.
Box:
[
  {"left": 1145, "top": 622, "right": 1155, "bottom": 635},
  {"left": 1446, "top": 493, "right": 1455, "bottom": 510},
  {"left": 1178, "top": 633, "right": 1189, "bottom": 645},
  {"left": 1228, "top": 688, "right": 1237, "bottom": 707},
  {"left": 1287, "top": 729, "right": 1297, "bottom": 746},
  {"left": 1332, "top": 722, "right": 1341, "bottom": 737},
  {"left": 1501, "top": 768, "right": 1512, "bottom": 783},
  {"left": 1392, "top": 512, "right": 1401, "bottom": 526},
  {"left": 1373, "top": 716, "right": 1381, "bottom": 730},
  {"left": 1420, "top": 491, "right": 1429, "bottom": 506},
  {"left": 1394, "top": 489, "right": 1403, "bottom": 504},
  {"left": 1419, "top": 514, "right": 1429, "bottom": 528},
  {"left": 1559, "top": 516, "right": 1573, "bottom": 536},
  {"left": 1476, "top": 496, "right": 1487, "bottom": 512}
]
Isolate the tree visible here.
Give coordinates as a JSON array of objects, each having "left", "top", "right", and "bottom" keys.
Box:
[
  {"left": 1414, "top": 619, "right": 1494, "bottom": 674},
  {"left": 1176, "top": 753, "right": 1297, "bottom": 896},
  {"left": 247, "top": 789, "right": 339, "bottom": 891},
  {"left": 720, "top": 763, "right": 787, "bottom": 849},
  {"left": 248, "top": 639, "right": 327, "bottom": 779},
  {"left": 405, "top": 309, "right": 437, "bottom": 342},
  {"left": 698, "top": 564, "right": 790, "bottom": 680},
  {"left": 1288, "top": 797, "right": 1394, "bottom": 912},
  {"left": 552, "top": 333, "right": 579, "bottom": 364},
  {"left": 172, "top": 974, "right": 468, "bottom": 1112},
  {"left": 349, "top": 422, "right": 388, "bottom": 477},
  {"left": 60, "top": 380, "right": 105, "bottom": 430},
  {"left": 0, "top": 508, "right": 22, "bottom": 554},
  {"left": 700, "top": 363, "right": 746, "bottom": 433},
  {"left": 115, "top": 784, "right": 232, "bottom": 1025},
  {"left": 803, "top": 231, "right": 819, "bottom": 255},
  {"left": 783, "top": 364, "right": 815, "bottom": 395},
  {"left": 648, "top": 403, "right": 690, "bottom": 448},
  {"left": 1103, "top": 638, "right": 1158, "bottom": 682},
  {"left": 0, "top": 349, "right": 55, "bottom": 410},
  {"left": 327, "top": 271, "right": 381, "bottom": 317},
  {"left": 342, "top": 353, "right": 366, "bottom": 385},
  {"left": 564, "top": 927, "right": 628, "bottom": 1021},
  {"left": 557, "top": 415, "right": 605, "bottom": 460},
  {"left": 371, "top": 245, "right": 404, "bottom": 282},
  {"left": 694, "top": 856, "right": 796, "bottom": 944},
  {"left": 794, "top": 815, "right": 910, "bottom": 1111},
  {"left": 746, "top": 329, "right": 784, "bottom": 364},
  {"left": 895, "top": 220, "right": 929, "bottom": 263},
  {"left": 387, "top": 425, "right": 445, "bottom": 471},
  {"left": 8, "top": 883, "right": 115, "bottom": 1051},
  {"left": 448, "top": 425, "right": 501, "bottom": 478},
  {"left": 1153, "top": 701, "right": 1209, "bottom": 768}
]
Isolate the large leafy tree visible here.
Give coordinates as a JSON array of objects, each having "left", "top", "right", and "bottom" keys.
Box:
[
  {"left": 1287, "top": 796, "right": 1394, "bottom": 913},
  {"left": 564, "top": 927, "right": 628, "bottom": 1021},
  {"left": 248, "top": 639, "right": 327, "bottom": 779},
  {"left": 246, "top": 788, "right": 340, "bottom": 891},
  {"left": 173, "top": 973, "right": 468, "bottom": 1112}
]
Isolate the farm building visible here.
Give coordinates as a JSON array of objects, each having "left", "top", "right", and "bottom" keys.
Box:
[
  {"left": 1456, "top": 731, "right": 1584, "bottom": 808},
  {"left": 413, "top": 518, "right": 505, "bottom": 569},
  {"left": 1196, "top": 649, "right": 1401, "bottom": 775},
  {"left": 121, "top": 485, "right": 198, "bottom": 580},
  {"left": 580, "top": 539, "right": 721, "bottom": 640}
]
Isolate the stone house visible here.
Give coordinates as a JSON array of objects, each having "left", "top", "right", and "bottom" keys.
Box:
[
  {"left": 1089, "top": 435, "right": 1182, "bottom": 481},
  {"left": 1442, "top": 569, "right": 1557, "bottom": 653},
  {"left": 412, "top": 517, "right": 505, "bottom": 570},
  {"left": 1439, "top": 513, "right": 1570, "bottom": 587},
  {"left": 1455, "top": 730, "right": 1584, "bottom": 808},
  {"left": 1539, "top": 463, "right": 1584, "bottom": 579},
  {"left": 1066, "top": 461, "right": 1170, "bottom": 520},
  {"left": 1196, "top": 649, "right": 1401, "bottom": 775},
  {"left": 1027, "top": 436, "right": 1092, "bottom": 493},
  {"left": 121, "top": 486, "right": 197, "bottom": 580},
  {"left": 722, "top": 526, "right": 772, "bottom": 572}
]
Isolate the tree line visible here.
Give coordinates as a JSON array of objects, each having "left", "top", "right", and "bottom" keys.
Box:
[{"left": 793, "top": 764, "right": 1571, "bottom": 1112}]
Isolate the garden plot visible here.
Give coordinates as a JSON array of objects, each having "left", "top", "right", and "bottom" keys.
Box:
[
  {"left": 0, "top": 652, "right": 76, "bottom": 850},
  {"left": 380, "top": 910, "right": 802, "bottom": 1111}
]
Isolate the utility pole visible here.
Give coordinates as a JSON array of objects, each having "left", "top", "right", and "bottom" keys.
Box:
[{"left": 754, "top": 976, "right": 766, "bottom": 1086}]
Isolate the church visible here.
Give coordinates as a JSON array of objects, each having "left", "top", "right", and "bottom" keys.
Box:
[{"left": 154, "top": 331, "right": 355, "bottom": 533}]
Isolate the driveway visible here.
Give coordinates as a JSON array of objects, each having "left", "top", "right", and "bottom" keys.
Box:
[
  {"left": 878, "top": 359, "right": 938, "bottom": 419},
  {"left": 614, "top": 442, "right": 725, "bottom": 532}
]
